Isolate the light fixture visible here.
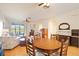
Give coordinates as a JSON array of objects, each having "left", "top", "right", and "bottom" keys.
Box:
[
  {"left": 38, "top": 3, "right": 50, "bottom": 8},
  {"left": 26, "top": 17, "right": 31, "bottom": 23}
]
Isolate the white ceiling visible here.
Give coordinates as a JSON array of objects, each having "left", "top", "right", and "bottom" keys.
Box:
[{"left": 0, "top": 3, "right": 79, "bottom": 22}]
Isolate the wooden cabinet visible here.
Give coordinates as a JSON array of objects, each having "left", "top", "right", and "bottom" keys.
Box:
[
  {"left": 41, "top": 28, "right": 48, "bottom": 38},
  {"left": 70, "top": 37, "right": 79, "bottom": 47}
]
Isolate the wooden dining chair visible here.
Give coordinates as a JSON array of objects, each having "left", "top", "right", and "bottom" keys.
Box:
[
  {"left": 51, "top": 34, "right": 57, "bottom": 39},
  {"left": 25, "top": 36, "right": 45, "bottom": 56},
  {"left": 60, "top": 36, "right": 70, "bottom": 56},
  {"left": 52, "top": 35, "right": 70, "bottom": 56},
  {"left": 25, "top": 37, "right": 35, "bottom": 56},
  {"left": 34, "top": 34, "right": 41, "bottom": 40}
]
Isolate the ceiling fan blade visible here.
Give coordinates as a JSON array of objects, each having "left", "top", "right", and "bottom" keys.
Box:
[
  {"left": 38, "top": 3, "right": 44, "bottom": 6},
  {"left": 26, "top": 19, "right": 29, "bottom": 22},
  {"left": 43, "top": 5, "right": 49, "bottom": 8}
]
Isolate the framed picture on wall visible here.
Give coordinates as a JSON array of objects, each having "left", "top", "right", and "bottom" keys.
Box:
[{"left": 59, "top": 23, "right": 70, "bottom": 30}]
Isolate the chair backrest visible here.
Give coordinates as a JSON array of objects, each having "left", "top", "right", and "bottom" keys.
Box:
[
  {"left": 29, "top": 29, "right": 34, "bottom": 36},
  {"left": 51, "top": 34, "right": 57, "bottom": 39},
  {"left": 59, "top": 35, "right": 70, "bottom": 56},
  {"left": 34, "top": 34, "right": 41, "bottom": 40},
  {"left": 25, "top": 37, "right": 35, "bottom": 56}
]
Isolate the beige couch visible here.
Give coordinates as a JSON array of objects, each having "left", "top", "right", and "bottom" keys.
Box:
[{"left": 2, "top": 36, "right": 20, "bottom": 49}]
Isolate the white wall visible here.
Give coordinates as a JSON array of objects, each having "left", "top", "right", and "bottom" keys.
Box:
[
  {"left": 0, "top": 21, "right": 3, "bottom": 36},
  {"left": 48, "top": 19, "right": 58, "bottom": 38},
  {"left": 52, "top": 9, "right": 79, "bottom": 36},
  {"left": 0, "top": 15, "right": 4, "bottom": 42},
  {"left": 57, "top": 9, "right": 79, "bottom": 29},
  {"left": 35, "top": 19, "right": 48, "bottom": 30},
  {"left": 0, "top": 16, "right": 4, "bottom": 37},
  {"left": 35, "top": 18, "right": 58, "bottom": 38},
  {"left": 35, "top": 9, "right": 79, "bottom": 38}
]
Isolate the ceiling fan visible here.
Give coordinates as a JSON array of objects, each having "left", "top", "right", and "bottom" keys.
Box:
[
  {"left": 38, "top": 3, "right": 50, "bottom": 8},
  {"left": 38, "top": 3, "right": 44, "bottom": 6},
  {"left": 23, "top": 17, "right": 31, "bottom": 23},
  {"left": 26, "top": 17, "right": 31, "bottom": 23}
]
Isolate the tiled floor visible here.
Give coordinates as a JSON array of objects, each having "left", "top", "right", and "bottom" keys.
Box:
[{"left": 4, "top": 46, "right": 79, "bottom": 56}]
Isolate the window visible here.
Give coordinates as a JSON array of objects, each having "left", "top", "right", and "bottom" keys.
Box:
[{"left": 10, "top": 24, "right": 25, "bottom": 36}]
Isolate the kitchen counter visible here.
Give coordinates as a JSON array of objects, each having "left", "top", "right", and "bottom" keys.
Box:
[{"left": 53, "top": 34, "right": 79, "bottom": 47}]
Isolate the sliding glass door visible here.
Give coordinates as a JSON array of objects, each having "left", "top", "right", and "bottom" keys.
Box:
[{"left": 10, "top": 24, "right": 25, "bottom": 36}]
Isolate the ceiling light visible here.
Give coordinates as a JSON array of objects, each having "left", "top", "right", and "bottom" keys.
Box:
[{"left": 38, "top": 3, "right": 50, "bottom": 8}]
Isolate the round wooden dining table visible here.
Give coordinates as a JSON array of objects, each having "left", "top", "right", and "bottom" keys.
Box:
[{"left": 33, "top": 38, "right": 61, "bottom": 56}]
